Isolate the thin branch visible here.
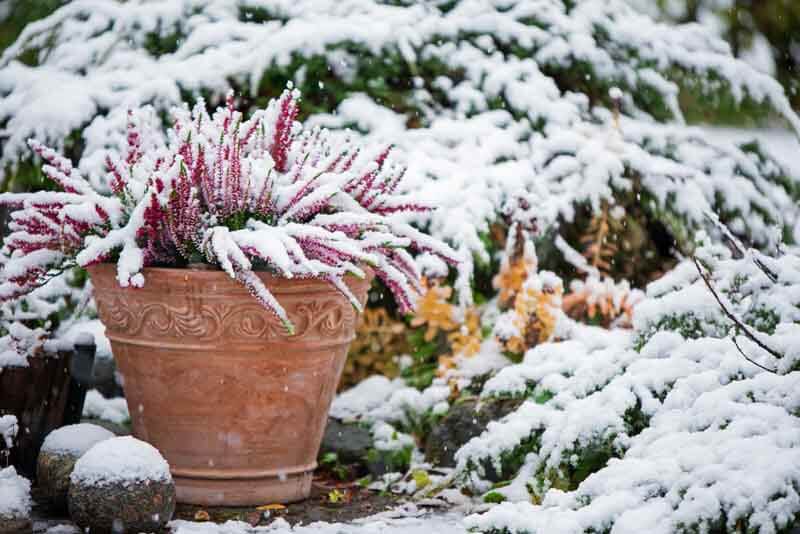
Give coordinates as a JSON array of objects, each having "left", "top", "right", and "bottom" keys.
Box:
[
  {"left": 732, "top": 336, "right": 779, "bottom": 374},
  {"left": 692, "top": 256, "right": 780, "bottom": 374},
  {"left": 750, "top": 251, "right": 778, "bottom": 284},
  {"left": 703, "top": 211, "right": 778, "bottom": 282}
]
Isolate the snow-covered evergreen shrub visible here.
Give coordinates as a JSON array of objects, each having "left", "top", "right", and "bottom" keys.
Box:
[
  {"left": 634, "top": 240, "right": 800, "bottom": 372},
  {"left": 446, "top": 243, "right": 800, "bottom": 533},
  {"left": 329, "top": 242, "right": 800, "bottom": 532},
  {"left": 628, "top": 0, "right": 800, "bottom": 114},
  {"left": 0, "top": 88, "right": 460, "bottom": 333},
  {"left": 0, "top": 254, "right": 86, "bottom": 366}
]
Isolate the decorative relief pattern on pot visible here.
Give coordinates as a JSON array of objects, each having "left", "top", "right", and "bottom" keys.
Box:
[
  {"left": 293, "top": 301, "right": 355, "bottom": 340},
  {"left": 95, "top": 292, "right": 355, "bottom": 343}
]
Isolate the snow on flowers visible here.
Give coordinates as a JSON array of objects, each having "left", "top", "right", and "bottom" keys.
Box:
[{"left": 0, "top": 87, "right": 461, "bottom": 333}]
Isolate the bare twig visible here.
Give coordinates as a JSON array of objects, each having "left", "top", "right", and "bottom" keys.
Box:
[
  {"left": 731, "top": 336, "right": 779, "bottom": 374},
  {"left": 703, "top": 211, "right": 778, "bottom": 282},
  {"left": 692, "top": 256, "right": 780, "bottom": 374}
]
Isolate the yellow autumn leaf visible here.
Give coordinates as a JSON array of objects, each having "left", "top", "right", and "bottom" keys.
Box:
[
  {"left": 256, "top": 504, "right": 286, "bottom": 511},
  {"left": 412, "top": 469, "right": 431, "bottom": 489}
]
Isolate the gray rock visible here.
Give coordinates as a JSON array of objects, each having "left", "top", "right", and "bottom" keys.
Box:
[
  {"left": 36, "top": 451, "right": 78, "bottom": 513},
  {"left": 66, "top": 436, "right": 174, "bottom": 533},
  {"left": 68, "top": 478, "right": 175, "bottom": 534},
  {"left": 424, "top": 397, "right": 523, "bottom": 467},
  {"left": 320, "top": 418, "right": 373, "bottom": 464}
]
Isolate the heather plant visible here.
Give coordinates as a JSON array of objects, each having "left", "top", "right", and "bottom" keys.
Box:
[{"left": 0, "top": 88, "right": 461, "bottom": 334}]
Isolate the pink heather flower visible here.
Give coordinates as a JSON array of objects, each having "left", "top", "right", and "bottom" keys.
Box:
[
  {"left": 270, "top": 89, "right": 299, "bottom": 173},
  {"left": 125, "top": 110, "right": 143, "bottom": 166},
  {"left": 2, "top": 85, "right": 463, "bottom": 333}
]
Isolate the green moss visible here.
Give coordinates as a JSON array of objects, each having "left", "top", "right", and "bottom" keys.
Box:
[{"left": 483, "top": 491, "right": 506, "bottom": 504}]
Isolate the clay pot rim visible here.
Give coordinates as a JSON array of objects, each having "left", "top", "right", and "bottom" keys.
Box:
[
  {"left": 86, "top": 263, "right": 374, "bottom": 296},
  {"left": 85, "top": 261, "right": 373, "bottom": 277}
]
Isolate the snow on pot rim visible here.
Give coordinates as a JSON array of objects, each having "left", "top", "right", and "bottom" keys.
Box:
[
  {"left": 41, "top": 423, "right": 115, "bottom": 457},
  {"left": 70, "top": 436, "right": 171, "bottom": 486}
]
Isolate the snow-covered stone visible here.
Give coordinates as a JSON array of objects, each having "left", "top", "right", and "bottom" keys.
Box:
[
  {"left": 68, "top": 436, "right": 175, "bottom": 533},
  {"left": 37, "top": 424, "right": 115, "bottom": 511},
  {"left": 70, "top": 436, "right": 171, "bottom": 486},
  {"left": 41, "top": 423, "right": 115, "bottom": 457}
]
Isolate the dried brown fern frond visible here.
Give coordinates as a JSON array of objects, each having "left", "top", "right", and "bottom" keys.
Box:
[{"left": 580, "top": 201, "right": 619, "bottom": 275}]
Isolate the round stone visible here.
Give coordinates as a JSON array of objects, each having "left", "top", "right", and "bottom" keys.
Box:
[
  {"left": 67, "top": 436, "right": 176, "bottom": 534},
  {"left": 37, "top": 423, "right": 116, "bottom": 512},
  {"left": 0, "top": 467, "right": 32, "bottom": 534}
]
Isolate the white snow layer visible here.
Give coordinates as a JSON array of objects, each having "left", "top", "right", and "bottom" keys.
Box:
[
  {"left": 0, "top": 415, "right": 18, "bottom": 449},
  {"left": 0, "top": 350, "right": 28, "bottom": 369},
  {"left": 0, "top": 467, "right": 31, "bottom": 520},
  {"left": 332, "top": 374, "right": 451, "bottom": 429},
  {"left": 171, "top": 511, "right": 468, "bottom": 534},
  {"left": 41, "top": 423, "right": 115, "bottom": 456},
  {"left": 82, "top": 389, "right": 130, "bottom": 425},
  {"left": 58, "top": 319, "right": 113, "bottom": 359},
  {"left": 70, "top": 436, "right": 171, "bottom": 486}
]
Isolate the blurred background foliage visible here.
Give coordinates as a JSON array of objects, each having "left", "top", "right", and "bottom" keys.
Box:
[
  {"left": 631, "top": 0, "right": 800, "bottom": 114},
  {"left": 1, "top": 0, "right": 798, "bottom": 114}
]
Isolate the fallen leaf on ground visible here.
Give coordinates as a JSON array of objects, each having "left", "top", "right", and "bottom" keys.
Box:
[
  {"left": 256, "top": 504, "right": 286, "bottom": 511},
  {"left": 194, "top": 510, "right": 210, "bottom": 521}
]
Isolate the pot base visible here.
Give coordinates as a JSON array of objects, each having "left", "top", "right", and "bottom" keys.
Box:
[{"left": 174, "top": 469, "right": 314, "bottom": 506}]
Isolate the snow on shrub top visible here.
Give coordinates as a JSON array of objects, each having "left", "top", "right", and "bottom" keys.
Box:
[
  {"left": 0, "top": 262, "right": 84, "bottom": 367},
  {"left": 71, "top": 436, "right": 171, "bottom": 486},
  {"left": 634, "top": 239, "right": 800, "bottom": 373},
  {"left": 41, "top": 423, "right": 115, "bottom": 456},
  {"left": 0, "top": 467, "right": 31, "bottom": 520},
  {"left": 0, "top": 88, "right": 461, "bottom": 333}
]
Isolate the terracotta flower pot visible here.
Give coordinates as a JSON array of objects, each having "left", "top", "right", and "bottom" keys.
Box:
[{"left": 87, "top": 264, "right": 372, "bottom": 506}]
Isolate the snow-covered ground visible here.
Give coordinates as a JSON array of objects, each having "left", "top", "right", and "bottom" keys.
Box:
[
  {"left": 81, "top": 390, "right": 130, "bottom": 425},
  {"left": 171, "top": 510, "right": 468, "bottom": 534}
]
